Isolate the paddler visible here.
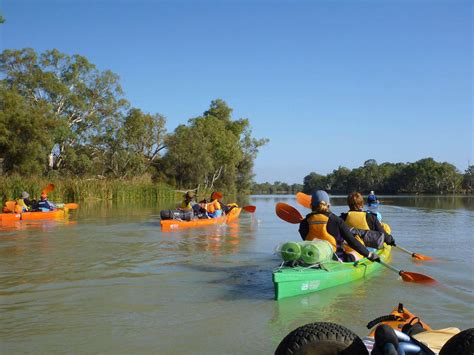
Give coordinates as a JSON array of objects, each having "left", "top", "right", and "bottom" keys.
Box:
[
  {"left": 340, "top": 192, "right": 395, "bottom": 244},
  {"left": 37, "top": 192, "right": 56, "bottom": 211},
  {"left": 16, "top": 191, "right": 33, "bottom": 212},
  {"left": 298, "top": 190, "right": 380, "bottom": 262},
  {"left": 179, "top": 191, "right": 196, "bottom": 211}
]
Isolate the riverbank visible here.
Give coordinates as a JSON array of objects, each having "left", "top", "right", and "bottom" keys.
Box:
[{"left": 0, "top": 176, "right": 177, "bottom": 202}]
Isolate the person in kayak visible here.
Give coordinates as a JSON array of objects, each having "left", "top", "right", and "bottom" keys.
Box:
[
  {"left": 367, "top": 190, "right": 383, "bottom": 221},
  {"left": 298, "top": 190, "right": 380, "bottom": 262},
  {"left": 193, "top": 199, "right": 211, "bottom": 219},
  {"left": 179, "top": 191, "right": 196, "bottom": 211},
  {"left": 37, "top": 192, "right": 56, "bottom": 211},
  {"left": 16, "top": 191, "right": 34, "bottom": 212},
  {"left": 340, "top": 192, "right": 395, "bottom": 245}
]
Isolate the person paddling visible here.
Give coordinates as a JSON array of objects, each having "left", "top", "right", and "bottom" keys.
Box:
[
  {"left": 340, "top": 192, "right": 395, "bottom": 246},
  {"left": 16, "top": 191, "right": 33, "bottom": 212},
  {"left": 179, "top": 191, "right": 196, "bottom": 211},
  {"left": 37, "top": 192, "right": 56, "bottom": 211},
  {"left": 298, "top": 190, "right": 380, "bottom": 262}
]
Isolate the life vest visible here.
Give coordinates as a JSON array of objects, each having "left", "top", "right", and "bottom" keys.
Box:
[
  {"left": 16, "top": 198, "right": 29, "bottom": 212},
  {"left": 206, "top": 200, "right": 221, "bottom": 214},
  {"left": 305, "top": 213, "right": 338, "bottom": 252},
  {"left": 180, "top": 201, "right": 192, "bottom": 209},
  {"left": 344, "top": 211, "right": 371, "bottom": 230},
  {"left": 37, "top": 200, "right": 54, "bottom": 211},
  {"left": 340, "top": 211, "right": 367, "bottom": 260}
]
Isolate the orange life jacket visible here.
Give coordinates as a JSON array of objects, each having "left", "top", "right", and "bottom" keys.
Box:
[{"left": 306, "top": 213, "right": 337, "bottom": 252}]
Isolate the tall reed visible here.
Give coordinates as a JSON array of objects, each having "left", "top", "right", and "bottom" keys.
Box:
[{"left": 0, "top": 176, "right": 177, "bottom": 203}]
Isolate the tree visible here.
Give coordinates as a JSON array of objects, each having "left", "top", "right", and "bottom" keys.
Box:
[
  {"left": 161, "top": 99, "right": 267, "bottom": 194},
  {"left": 303, "top": 172, "right": 327, "bottom": 193},
  {"left": 0, "top": 48, "right": 128, "bottom": 172},
  {"left": 462, "top": 165, "right": 473, "bottom": 192},
  {"left": 0, "top": 85, "right": 65, "bottom": 174}
]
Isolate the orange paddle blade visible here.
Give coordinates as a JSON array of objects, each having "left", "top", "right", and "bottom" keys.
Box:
[
  {"left": 276, "top": 203, "right": 304, "bottom": 224},
  {"left": 42, "top": 183, "right": 55, "bottom": 194},
  {"left": 412, "top": 253, "right": 433, "bottom": 261},
  {"left": 296, "top": 192, "right": 311, "bottom": 209},
  {"left": 242, "top": 205, "right": 256, "bottom": 213},
  {"left": 395, "top": 246, "right": 434, "bottom": 261},
  {"left": 64, "top": 203, "right": 79, "bottom": 209},
  {"left": 211, "top": 191, "right": 223, "bottom": 200},
  {"left": 400, "top": 271, "right": 437, "bottom": 284}
]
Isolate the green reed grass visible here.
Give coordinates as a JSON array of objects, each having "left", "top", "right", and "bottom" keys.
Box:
[{"left": 0, "top": 176, "right": 177, "bottom": 203}]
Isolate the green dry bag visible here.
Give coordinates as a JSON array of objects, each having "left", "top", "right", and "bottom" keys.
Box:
[
  {"left": 280, "top": 242, "right": 302, "bottom": 262},
  {"left": 301, "top": 241, "right": 333, "bottom": 264}
]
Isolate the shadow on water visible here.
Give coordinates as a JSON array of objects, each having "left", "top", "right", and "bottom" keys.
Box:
[{"left": 181, "top": 259, "right": 276, "bottom": 301}]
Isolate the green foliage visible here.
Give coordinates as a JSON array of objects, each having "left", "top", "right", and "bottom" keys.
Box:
[
  {"left": 0, "top": 49, "right": 266, "bottom": 196},
  {"left": 0, "top": 48, "right": 128, "bottom": 174},
  {"left": 301, "top": 158, "right": 466, "bottom": 194},
  {"left": 302, "top": 172, "right": 328, "bottom": 193},
  {"left": 462, "top": 165, "right": 473, "bottom": 192},
  {"left": 0, "top": 86, "right": 65, "bottom": 174},
  {"left": 0, "top": 175, "right": 176, "bottom": 203},
  {"left": 161, "top": 99, "right": 267, "bottom": 195},
  {"left": 251, "top": 182, "right": 303, "bottom": 194}
]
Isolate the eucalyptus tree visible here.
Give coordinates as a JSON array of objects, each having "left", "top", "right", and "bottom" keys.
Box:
[
  {"left": 0, "top": 48, "right": 128, "bottom": 173},
  {"left": 162, "top": 99, "right": 267, "bottom": 194}
]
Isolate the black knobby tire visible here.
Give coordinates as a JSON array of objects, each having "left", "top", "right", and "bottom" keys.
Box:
[
  {"left": 440, "top": 328, "right": 474, "bottom": 355},
  {"left": 275, "top": 322, "right": 368, "bottom": 355}
]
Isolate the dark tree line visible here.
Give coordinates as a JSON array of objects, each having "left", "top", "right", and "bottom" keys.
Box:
[
  {"left": 251, "top": 181, "right": 304, "bottom": 195},
  {"left": 302, "top": 159, "right": 472, "bottom": 194},
  {"left": 0, "top": 48, "right": 267, "bottom": 194}
]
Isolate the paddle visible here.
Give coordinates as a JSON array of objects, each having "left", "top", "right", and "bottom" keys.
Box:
[
  {"left": 242, "top": 205, "right": 256, "bottom": 213},
  {"left": 211, "top": 191, "right": 223, "bottom": 200},
  {"left": 377, "top": 260, "right": 437, "bottom": 284},
  {"left": 56, "top": 203, "right": 79, "bottom": 210},
  {"left": 42, "top": 183, "right": 55, "bottom": 194},
  {"left": 296, "top": 192, "right": 312, "bottom": 209},
  {"left": 275, "top": 202, "right": 304, "bottom": 224},
  {"left": 394, "top": 245, "right": 433, "bottom": 261}
]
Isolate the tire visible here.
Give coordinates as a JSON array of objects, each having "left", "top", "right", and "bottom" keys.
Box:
[
  {"left": 275, "top": 322, "right": 368, "bottom": 355},
  {"left": 440, "top": 328, "right": 474, "bottom": 355}
]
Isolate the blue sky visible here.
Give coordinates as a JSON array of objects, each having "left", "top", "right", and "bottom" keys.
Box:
[{"left": 1, "top": 0, "right": 472, "bottom": 183}]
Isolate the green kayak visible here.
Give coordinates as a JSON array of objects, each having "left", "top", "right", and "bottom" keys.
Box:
[{"left": 272, "top": 246, "right": 391, "bottom": 300}]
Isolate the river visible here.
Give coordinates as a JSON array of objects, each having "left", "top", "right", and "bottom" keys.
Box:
[{"left": 0, "top": 195, "right": 472, "bottom": 353}]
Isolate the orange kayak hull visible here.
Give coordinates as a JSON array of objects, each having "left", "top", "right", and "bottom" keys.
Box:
[
  {"left": 161, "top": 207, "right": 241, "bottom": 231},
  {"left": 1, "top": 209, "right": 66, "bottom": 222}
]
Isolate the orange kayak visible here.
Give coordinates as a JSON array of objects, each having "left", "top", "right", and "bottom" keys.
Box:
[
  {"left": 0, "top": 209, "right": 66, "bottom": 222},
  {"left": 161, "top": 207, "right": 241, "bottom": 231},
  {"left": 367, "top": 303, "right": 432, "bottom": 337}
]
